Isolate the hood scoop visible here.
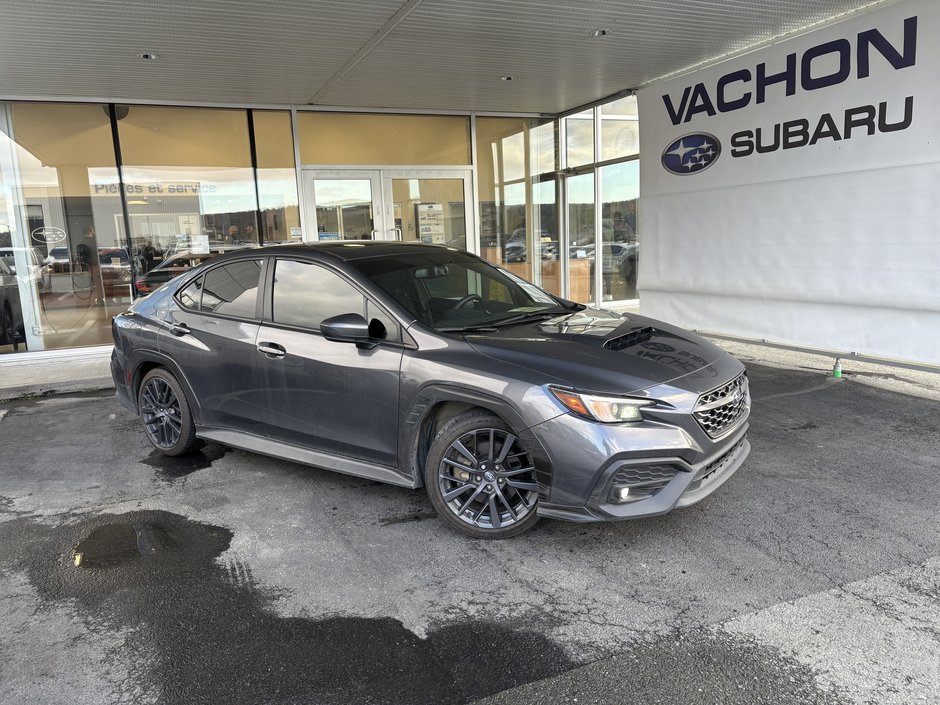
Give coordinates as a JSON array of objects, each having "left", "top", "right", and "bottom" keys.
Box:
[{"left": 604, "top": 326, "right": 656, "bottom": 351}]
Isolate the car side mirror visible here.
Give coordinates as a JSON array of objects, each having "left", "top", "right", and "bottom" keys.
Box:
[{"left": 320, "top": 313, "right": 377, "bottom": 349}]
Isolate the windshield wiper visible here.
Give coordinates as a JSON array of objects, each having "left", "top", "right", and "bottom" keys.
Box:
[
  {"left": 438, "top": 308, "right": 570, "bottom": 334},
  {"left": 482, "top": 308, "right": 570, "bottom": 328},
  {"left": 438, "top": 324, "right": 500, "bottom": 333}
]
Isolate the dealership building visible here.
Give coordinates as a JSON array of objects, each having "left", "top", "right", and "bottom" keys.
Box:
[{"left": 0, "top": 0, "right": 936, "bottom": 369}]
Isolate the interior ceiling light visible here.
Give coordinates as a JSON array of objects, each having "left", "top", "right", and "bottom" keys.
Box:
[
  {"left": 137, "top": 52, "right": 160, "bottom": 60},
  {"left": 590, "top": 29, "right": 609, "bottom": 37},
  {"left": 500, "top": 75, "right": 515, "bottom": 81}
]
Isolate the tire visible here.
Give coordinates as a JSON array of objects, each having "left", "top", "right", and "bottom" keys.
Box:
[
  {"left": 425, "top": 410, "right": 540, "bottom": 539},
  {"left": 137, "top": 368, "right": 199, "bottom": 456}
]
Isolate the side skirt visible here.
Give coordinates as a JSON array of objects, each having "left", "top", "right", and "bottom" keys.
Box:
[{"left": 196, "top": 427, "right": 418, "bottom": 489}]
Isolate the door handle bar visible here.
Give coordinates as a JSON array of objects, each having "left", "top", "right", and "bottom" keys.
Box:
[{"left": 257, "top": 342, "right": 286, "bottom": 358}]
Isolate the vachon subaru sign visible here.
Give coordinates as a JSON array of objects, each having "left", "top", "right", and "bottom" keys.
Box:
[
  {"left": 661, "top": 133, "right": 721, "bottom": 175},
  {"left": 648, "top": 6, "right": 921, "bottom": 180}
]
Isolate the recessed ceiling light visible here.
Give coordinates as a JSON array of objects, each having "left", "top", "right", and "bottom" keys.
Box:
[
  {"left": 500, "top": 75, "right": 515, "bottom": 81},
  {"left": 137, "top": 52, "right": 160, "bottom": 60},
  {"left": 590, "top": 29, "right": 609, "bottom": 38}
]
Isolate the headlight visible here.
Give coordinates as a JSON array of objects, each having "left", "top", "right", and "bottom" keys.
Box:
[{"left": 550, "top": 387, "right": 654, "bottom": 423}]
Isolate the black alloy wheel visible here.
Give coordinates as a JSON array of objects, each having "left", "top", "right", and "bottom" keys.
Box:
[
  {"left": 138, "top": 368, "right": 198, "bottom": 456},
  {"left": 426, "top": 410, "right": 540, "bottom": 538}
]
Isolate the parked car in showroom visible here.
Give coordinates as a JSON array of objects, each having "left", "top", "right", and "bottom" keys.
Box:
[
  {"left": 134, "top": 250, "right": 230, "bottom": 295},
  {"left": 0, "top": 246, "right": 52, "bottom": 291},
  {"left": 47, "top": 246, "right": 71, "bottom": 273},
  {"left": 112, "top": 242, "right": 750, "bottom": 538},
  {"left": 602, "top": 242, "right": 638, "bottom": 282},
  {"left": 98, "top": 247, "right": 133, "bottom": 299},
  {"left": 503, "top": 229, "right": 557, "bottom": 263}
]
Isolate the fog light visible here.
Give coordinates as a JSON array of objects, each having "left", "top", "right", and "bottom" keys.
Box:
[{"left": 615, "top": 487, "right": 630, "bottom": 502}]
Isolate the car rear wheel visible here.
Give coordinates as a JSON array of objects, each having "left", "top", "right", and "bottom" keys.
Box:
[
  {"left": 138, "top": 368, "right": 199, "bottom": 456},
  {"left": 425, "top": 410, "right": 540, "bottom": 539}
]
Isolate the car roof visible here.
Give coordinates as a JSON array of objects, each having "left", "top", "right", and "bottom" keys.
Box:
[{"left": 217, "top": 240, "right": 459, "bottom": 263}]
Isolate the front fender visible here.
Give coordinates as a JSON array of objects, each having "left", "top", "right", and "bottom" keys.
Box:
[{"left": 399, "top": 383, "right": 555, "bottom": 496}]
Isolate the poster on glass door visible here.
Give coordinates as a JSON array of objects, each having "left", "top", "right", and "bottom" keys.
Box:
[{"left": 416, "top": 203, "right": 445, "bottom": 244}]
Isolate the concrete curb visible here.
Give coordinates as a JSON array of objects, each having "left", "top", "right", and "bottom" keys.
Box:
[
  {"left": 0, "top": 349, "right": 114, "bottom": 403},
  {"left": 0, "top": 378, "right": 114, "bottom": 403}
]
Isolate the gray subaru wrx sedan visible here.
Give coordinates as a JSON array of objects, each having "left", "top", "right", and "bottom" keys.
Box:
[{"left": 111, "top": 242, "right": 750, "bottom": 538}]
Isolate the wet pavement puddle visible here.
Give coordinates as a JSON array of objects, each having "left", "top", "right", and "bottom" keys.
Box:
[
  {"left": 73, "top": 522, "right": 179, "bottom": 568},
  {"left": 141, "top": 443, "right": 228, "bottom": 481},
  {"left": 3, "top": 510, "right": 574, "bottom": 705}
]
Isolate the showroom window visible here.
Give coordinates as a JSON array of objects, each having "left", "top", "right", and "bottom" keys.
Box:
[
  {"left": 0, "top": 101, "right": 126, "bottom": 354},
  {"left": 474, "top": 117, "right": 559, "bottom": 295},
  {"left": 0, "top": 96, "right": 640, "bottom": 358},
  {"left": 115, "top": 105, "right": 260, "bottom": 263},
  {"left": 251, "top": 110, "right": 301, "bottom": 243},
  {"left": 560, "top": 94, "right": 640, "bottom": 306}
]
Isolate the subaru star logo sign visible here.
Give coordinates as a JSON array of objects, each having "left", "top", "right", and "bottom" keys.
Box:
[
  {"left": 661, "top": 132, "right": 721, "bottom": 175},
  {"left": 31, "top": 226, "right": 67, "bottom": 245}
]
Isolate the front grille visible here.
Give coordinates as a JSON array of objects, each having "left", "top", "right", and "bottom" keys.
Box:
[
  {"left": 605, "top": 327, "right": 655, "bottom": 351},
  {"left": 693, "top": 373, "right": 749, "bottom": 438}
]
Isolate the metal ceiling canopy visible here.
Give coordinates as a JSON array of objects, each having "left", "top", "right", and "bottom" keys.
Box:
[{"left": 0, "top": 0, "right": 884, "bottom": 113}]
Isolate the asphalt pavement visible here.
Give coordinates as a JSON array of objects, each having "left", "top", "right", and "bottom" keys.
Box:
[{"left": 0, "top": 361, "right": 938, "bottom": 705}]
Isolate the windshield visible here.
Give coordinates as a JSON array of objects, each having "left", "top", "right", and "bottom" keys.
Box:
[{"left": 350, "top": 249, "right": 567, "bottom": 331}]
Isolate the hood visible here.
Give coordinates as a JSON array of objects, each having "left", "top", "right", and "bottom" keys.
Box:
[{"left": 466, "top": 308, "right": 729, "bottom": 395}]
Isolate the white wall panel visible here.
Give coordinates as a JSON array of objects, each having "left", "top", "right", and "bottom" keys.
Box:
[{"left": 637, "top": 0, "right": 940, "bottom": 364}]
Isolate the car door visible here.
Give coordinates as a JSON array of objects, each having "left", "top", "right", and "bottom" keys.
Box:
[
  {"left": 256, "top": 256, "right": 404, "bottom": 468},
  {"left": 160, "top": 257, "right": 268, "bottom": 435}
]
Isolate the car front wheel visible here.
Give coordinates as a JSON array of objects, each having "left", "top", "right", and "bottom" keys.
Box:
[{"left": 425, "top": 410, "right": 540, "bottom": 539}]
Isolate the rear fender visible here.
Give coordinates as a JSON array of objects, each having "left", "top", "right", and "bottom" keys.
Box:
[{"left": 127, "top": 349, "right": 202, "bottom": 425}]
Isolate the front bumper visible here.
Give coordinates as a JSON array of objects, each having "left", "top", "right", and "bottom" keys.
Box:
[{"left": 530, "top": 397, "right": 750, "bottom": 523}]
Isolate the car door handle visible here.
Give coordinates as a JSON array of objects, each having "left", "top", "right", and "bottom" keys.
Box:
[
  {"left": 169, "top": 322, "right": 190, "bottom": 337},
  {"left": 257, "top": 342, "right": 286, "bottom": 358}
]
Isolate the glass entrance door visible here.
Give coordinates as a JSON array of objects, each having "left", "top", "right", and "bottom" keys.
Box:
[
  {"left": 381, "top": 171, "right": 473, "bottom": 248},
  {"left": 302, "top": 170, "right": 383, "bottom": 241},
  {"left": 302, "top": 168, "right": 475, "bottom": 247}
]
